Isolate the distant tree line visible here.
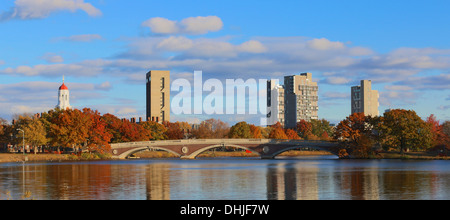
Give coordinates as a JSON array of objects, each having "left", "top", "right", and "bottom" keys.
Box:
[{"left": 0, "top": 108, "right": 448, "bottom": 159}]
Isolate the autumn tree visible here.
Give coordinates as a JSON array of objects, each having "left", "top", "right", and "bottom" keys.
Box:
[
  {"left": 285, "top": 129, "right": 301, "bottom": 140},
  {"left": 260, "top": 126, "right": 272, "bottom": 139},
  {"left": 334, "top": 112, "right": 378, "bottom": 158},
  {"left": 163, "top": 121, "right": 184, "bottom": 140},
  {"left": 40, "top": 108, "right": 64, "bottom": 146},
  {"left": 101, "top": 113, "right": 123, "bottom": 143},
  {"left": 269, "top": 126, "right": 288, "bottom": 139},
  {"left": 267, "top": 122, "right": 287, "bottom": 139},
  {"left": 141, "top": 121, "right": 167, "bottom": 140},
  {"left": 442, "top": 121, "right": 450, "bottom": 148},
  {"left": 191, "top": 119, "right": 229, "bottom": 139},
  {"left": 426, "top": 114, "right": 448, "bottom": 148},
  {"left": 22, "top": 117, "right": 48, "bottom": 150},
  {"left": 296, "top": 120, "right": 312, "bottom": 139},
  {"left": 118, "top": 119, "right": 152, "bottom": 142},
  {"left": 82, "top": 108, "right": 113, "bottom": 153},
  {"left": 249, "top": 124, "right": 263, "bottom": 139},
  {"left": 0, "top": 117, "right": 5, "bottom": 137},
  {"left": 0, "top": 117, "right": 10, "bottom": 144},
  {"left": 380, "top": 109, "right": 433, "bottom": 153},
  {"left": 310, "top": 119, "right": 334, "bottom": 139},
  {"left": 228, "top": 121, "right": 252, "bottom": 138},
  {"left": 49, "top": 108, "right": 91, "bottom": 150},
  {"left": 11, "top": 114, "right": 48, "bottom": 153}
]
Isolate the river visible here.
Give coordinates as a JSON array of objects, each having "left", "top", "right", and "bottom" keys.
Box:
[{"left": 1, "top": 155, "right": 450, "bottom": 200}]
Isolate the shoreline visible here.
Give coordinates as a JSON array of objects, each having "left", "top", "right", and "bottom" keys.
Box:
[{"left": 0, "top": 150, "right": 448, "bottom": 164}]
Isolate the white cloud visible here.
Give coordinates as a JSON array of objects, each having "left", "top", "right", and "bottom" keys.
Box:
[
  {"left": 41, "top": 53, "right": 64, "bottom": 63},
  {"left": 384, "top": 85, "right": 413, "bottom": 91},
  {"left": 54, "top": 34, "right": 103, "bottom": 42},
  {"left": 180, "top": 16, "right": 223, "bottom": 35},
  {"left": 306, "top": 38, "right": 345, "bottom": 50},
  {"left": 1, "top": 59, "right": 107, "bottom": 77},
  {"left": 157, "top": 36, "right": 193, "bottom": 51},
  {"left": 142, "top": 16, "right": 223, "bottom": 35},
  {"left": 0, "top": 0, "right": 102, "bottom": 21},
  {"left": 142, "top": 17, "right": 179, "bottom": 35},
  {"left": 238, "top": 40, "right": 267, "bottom": 53},
  {"left": 321, "top": 76, "right": 353, "bottom": 85},
  {"left": 95, "top": 81, "right": 112, "bottom": 91}
]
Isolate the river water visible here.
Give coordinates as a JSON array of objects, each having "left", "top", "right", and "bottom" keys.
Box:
[{"left": 1, "top": 155, "right": 450, "bottom": 200}]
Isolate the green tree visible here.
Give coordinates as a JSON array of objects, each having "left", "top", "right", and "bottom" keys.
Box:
[
  {"left": 380, "top": 109, "right": 433, "bottom": 153},
  {"left": 310, "top": 119, "right": 334, "bottom": 139},
  {"left": 228, "top": 121, "right": 252, "bottom": 138},
  {"left": 141, "top": 121, "right": 167, "bottom": 140},
  {"left": 22, "top": 117, "right": 48, "bottom": 150}
]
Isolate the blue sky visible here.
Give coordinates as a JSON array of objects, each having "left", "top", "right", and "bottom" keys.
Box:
[{"left": 0, "top": 0, "right": 449, "bottom": 125}]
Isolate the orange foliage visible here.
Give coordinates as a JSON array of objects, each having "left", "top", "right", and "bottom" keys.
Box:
[
  {"left": 269, "top": 127, "right": 288, "bottom": 139},
  {"left": 285, "top": 129, "right": 300, "bottom": 140},
  {"left": 296, "top": 120, "right": 312, "bottom": 138},
  {"left": 250, "top": 124, "right": 262, "bottom": 139}
]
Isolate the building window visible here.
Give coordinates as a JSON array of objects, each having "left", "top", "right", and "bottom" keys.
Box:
[
  {"left": 161, "top": 77, "right": 165, "bottom": 89},
  {"left": 161, "top": 92, "right": 165, "bottom": 107}
]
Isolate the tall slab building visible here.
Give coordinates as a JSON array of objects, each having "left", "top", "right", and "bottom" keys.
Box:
[
  {"left": 266, "top": 80, "right": 285, "bottom": 127},
  {"left": 284, "top": 73, "right": 318, "bottom": 128},
  {"left": 146, "top": 70, "right": 170, "bottom": 123},
  {"left": 351, "top": 80, "right": 379, "bottom": 116}
]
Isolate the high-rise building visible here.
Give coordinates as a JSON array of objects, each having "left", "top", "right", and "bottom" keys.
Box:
[
  {"left": 284, "top": 73, "right": 318, "bottom": 128},
  {"left": 146, "top": 70, "right": 170, "bottom": 123},
  {"left": 351, "top": 80, "right": 379, "bottom": 116},
  {"left": 56, "top": 76, "right": 71, "bottom": 110},
  {"left": 266, "top": 80, "right": 285, "bottom": 126}
]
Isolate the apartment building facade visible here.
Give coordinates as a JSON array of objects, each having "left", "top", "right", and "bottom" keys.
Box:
[{"left": 284, "top": 73, "right": 319, "bottom": 128}]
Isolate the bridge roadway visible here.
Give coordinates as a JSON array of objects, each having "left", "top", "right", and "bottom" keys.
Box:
[{"left": 110, "top": 139, "right": 340, "bottom": 159}]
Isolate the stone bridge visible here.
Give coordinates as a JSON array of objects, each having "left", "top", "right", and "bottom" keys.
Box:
[{"left": 110, "top": 139, "right": 340, "bottom": 159}]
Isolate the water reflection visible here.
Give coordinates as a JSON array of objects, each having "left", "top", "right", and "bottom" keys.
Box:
[{"left": 1, "top": 157, "right": 450, "bottom": 200}]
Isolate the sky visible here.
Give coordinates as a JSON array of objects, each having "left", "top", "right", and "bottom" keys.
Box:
[{"left": 0, "top": 0, "right": 449, "bottom": 125}]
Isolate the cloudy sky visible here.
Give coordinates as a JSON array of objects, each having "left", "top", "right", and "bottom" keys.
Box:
[{"left": 0, "top": 0, "right": 449, "bottom": 125}]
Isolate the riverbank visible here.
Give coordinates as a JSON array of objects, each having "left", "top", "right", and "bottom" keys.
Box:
[
  {"left": 0, "top": 153, "right": 69, "bottom": 163},
  {"left": 0, "top": 150, "right": 448, "bottom": 163}
]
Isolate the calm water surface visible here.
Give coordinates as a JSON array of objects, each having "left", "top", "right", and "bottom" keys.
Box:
[{"left": 1, "top": 155, "right": 450, "bottom": 200}]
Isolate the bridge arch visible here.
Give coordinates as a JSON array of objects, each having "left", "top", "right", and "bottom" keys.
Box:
[
  {"left": 117, "top": 146, "right": 181, "bottom": 159},
  {"left": 182, "top": 144, "right": 261, "bottom": 159}
]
